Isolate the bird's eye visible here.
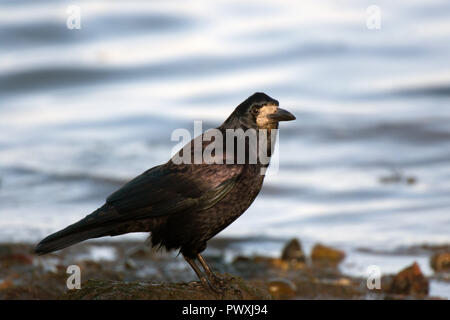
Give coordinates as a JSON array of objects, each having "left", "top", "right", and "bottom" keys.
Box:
[{"left": 250, "top": 106, "right": 260, "bottom": 116}]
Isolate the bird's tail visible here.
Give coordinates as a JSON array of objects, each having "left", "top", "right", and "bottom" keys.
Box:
[
  {"left": 35, "top": 205, "right": 118, "bottom": 255},
  {"left": 34, "top": 225, "right": 110, "bottom": 255}
]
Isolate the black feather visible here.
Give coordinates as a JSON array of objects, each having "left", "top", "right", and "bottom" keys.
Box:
[{"left": 34, "top": 92, "right": 291, "bottom": 261}]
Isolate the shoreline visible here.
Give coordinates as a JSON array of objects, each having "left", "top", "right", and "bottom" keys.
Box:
[{"left": 0, "top": 238, "right": 448, "bottom": 299}]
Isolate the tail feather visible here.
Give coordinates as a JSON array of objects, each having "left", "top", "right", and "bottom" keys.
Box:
[
  {"left": 34, "top": 204, "right": 119, "bottom": 255},
  {"left": 35, "top": 226, "right": 110, "bottom": 255}
]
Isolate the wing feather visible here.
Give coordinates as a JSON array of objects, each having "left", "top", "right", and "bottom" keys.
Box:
[{"left": 106, "top": 162, "right": 241, "bottom": 219}]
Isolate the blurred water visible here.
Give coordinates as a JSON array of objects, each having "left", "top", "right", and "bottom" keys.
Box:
[{"left": 1, "top": 0, "right": 450, "bottom": 260}]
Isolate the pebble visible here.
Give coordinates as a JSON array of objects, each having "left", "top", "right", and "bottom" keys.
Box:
[
  {"left": 268, "top": 278, "right": 297, "bottom": 299},
  {"left": 430, "top": 252, "right": 450, "bottom": 272},
  {"left": 281, "top": 238, "right": 306, "bottom": 263},
  {"left": 311, "top": 244, "right": 345, "bottom": 266},
  {"left": 387, "top": 262, "right": 429, "bottom": 296}
]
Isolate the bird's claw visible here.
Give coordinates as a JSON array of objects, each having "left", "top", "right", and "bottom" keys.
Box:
[
  {"left": 200, "top": 278, "right": 225, "bottom": 297},
  {"left": 208, "top": 274, "right": 229, "bottom": 298},
  {"left": 198, "top": 273, "right": 227, "bottom": 297},
  {"left": 209, "top": 272, "right": 225, "bottom": 286}
]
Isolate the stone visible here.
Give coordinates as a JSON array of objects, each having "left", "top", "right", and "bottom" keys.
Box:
[
  {"left": 387, "top": 262, "right": 429, "bottom": 296},
  {"left": 268, "top": 278, "right": 296, "bottom": 299},
  {"left": 0, "top": 279, "right": 13, "bottom": 290},
  {"left": 311, "top": 244, "right": 345, "bottom": 266},
  {"left": 281, "top": 238, "right": 305, "bottom": 263},
  {"left": 63, "top": 274, "right": 272, "bottom": 300},
  {"left": 430, "top": 253, "right": 450, "bottom": 272}
]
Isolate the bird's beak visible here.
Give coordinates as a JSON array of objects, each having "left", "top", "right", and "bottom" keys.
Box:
[{"left": 268, "top": 108, "right": 296, "bottom": 122}]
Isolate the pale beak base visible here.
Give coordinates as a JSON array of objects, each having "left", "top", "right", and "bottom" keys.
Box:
[{"left": 268, "top": 108, "right": 296, "bottom": 122}]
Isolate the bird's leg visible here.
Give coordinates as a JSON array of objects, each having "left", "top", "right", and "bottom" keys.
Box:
[
  {"left": 184, "top": 255, "right": 221, "bottom": 294},
  {"left": 197, "top": 253, "right": 224, "bottom": 285}
]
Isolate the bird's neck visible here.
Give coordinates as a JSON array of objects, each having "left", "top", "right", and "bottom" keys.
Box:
[{"left": 216, "top": 124, "right": 278, "bottom": 167}]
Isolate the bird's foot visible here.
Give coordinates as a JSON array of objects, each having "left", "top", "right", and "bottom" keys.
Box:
[
  {"left": 196, "top": 275, "right": 223, "bottom": 296},
  {"left": 207, "top": 273, "right": 231, "bottom": 298},
  {"left": 199, "top": 278, "right": 225, "bottom": 297},
  {"left": 209, "top": 272, "right": 226, "bottom": 287}
]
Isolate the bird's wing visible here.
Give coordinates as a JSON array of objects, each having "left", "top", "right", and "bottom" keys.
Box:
[{"left": 105, "top": 162, "right": 242, "bottom": 220}]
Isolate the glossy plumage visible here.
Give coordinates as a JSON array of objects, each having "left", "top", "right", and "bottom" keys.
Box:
[{"left": 35, "top": 92, "right": 295, "bottom": 291}]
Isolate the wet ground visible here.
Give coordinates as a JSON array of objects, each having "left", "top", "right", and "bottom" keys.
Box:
[{"left": 0, "top": 238, "right": 448, "bottom": 299}]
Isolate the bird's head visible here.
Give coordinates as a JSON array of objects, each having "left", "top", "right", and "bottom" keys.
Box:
[{"left": 225, "top": 92, "right": 296, "bottom": 130}]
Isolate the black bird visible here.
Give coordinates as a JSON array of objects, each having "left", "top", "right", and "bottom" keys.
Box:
[{"left": 35, "top": 92, "right": 295, "bottom": 291}]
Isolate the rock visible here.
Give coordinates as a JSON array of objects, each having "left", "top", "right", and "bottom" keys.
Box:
[
  {"left": 267, "top": 258, "right": 290, "bottom": 271},
  {"left": 268, "top": 278, "right": 296, "bottom": 299},
  {"left": 387, "top": 262, "right": 429, "bottom": 296},
  {"left": 0, "top": 280, "right": 14, "bottom": 290},
  {"left": 249, "top": 256, "right": 304, "bottom": 271},
  {"left": 251, "top": 256, "right": 289, "bottom": 271},
  {"left": 64, "top": 274, "right": 271, "bottom": 300},
  {"left": 281, "top": 238, "right": 305, "bottom": 263},
  {"left": 311, "top": 244, "right": 345, "bottom": 266},
  {"left": 430, "top": 253, "right": 450, "bottom": 272}
]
